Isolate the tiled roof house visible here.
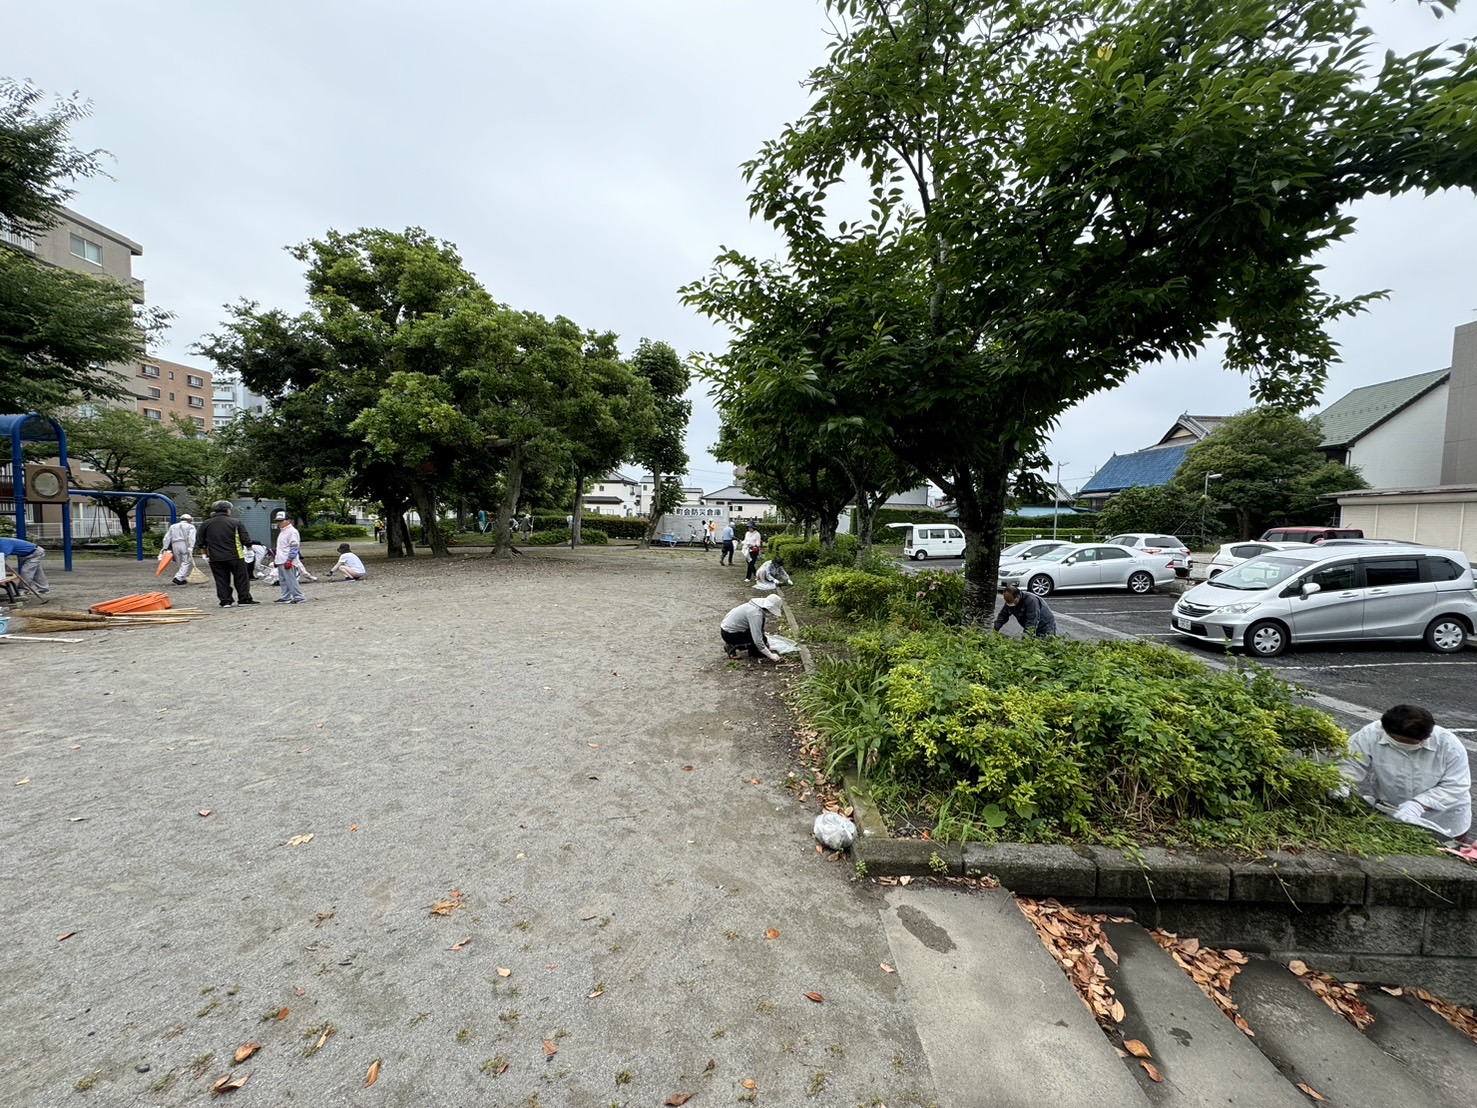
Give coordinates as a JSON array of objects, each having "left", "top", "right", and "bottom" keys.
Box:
[{"left": 1076, "top": 414, "right": 1229, "bottom": 509}]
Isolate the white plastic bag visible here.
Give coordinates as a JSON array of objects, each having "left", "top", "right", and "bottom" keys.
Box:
[
  {"left": 767, "top": 634, "right": 800, "bottom": 655},
  {"left": 813, "top": 811, "right": 857, "bottom": 851}
]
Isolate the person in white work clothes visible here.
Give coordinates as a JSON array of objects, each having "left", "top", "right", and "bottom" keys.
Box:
[
  {"left": 160, "top": 514, "right": 196, "bottom": 586},
  {"left": 1337, "top": 704, "right": 1471, "bottom": 841},
  {"left": 273, "top": 510, "right": 306, "bottom": 604},
  {"left": 328, "top": 543, "right": 368, "bottom": 581}
]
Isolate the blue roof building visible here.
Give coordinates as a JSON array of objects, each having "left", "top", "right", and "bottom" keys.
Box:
[{"left": 1077, "top": 414, "right": 1229, "bottom": 508}]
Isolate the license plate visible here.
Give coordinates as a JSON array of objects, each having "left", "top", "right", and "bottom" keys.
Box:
[{"left": 1174, "top": 616, "right": 1192, "bottom": 630}]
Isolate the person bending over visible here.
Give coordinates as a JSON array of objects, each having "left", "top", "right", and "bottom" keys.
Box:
[
  {"left": 720, "top": 595, "right": 784, "bottom": 661},
  {"left": 329, "top": 543, "right": 368, "bottom": 581},
  {"left": 755, "top": 556, "right": 793, "bottom": 589},
  {"left": 1337, "top": 704, "right": 1471, "bottom": 841},
  {"left": 992, "top": 585, "right": 1057, "bottom": 637}
]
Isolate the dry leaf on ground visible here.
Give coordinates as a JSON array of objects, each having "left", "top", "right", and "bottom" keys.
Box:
[
  {"left": 233, "top": 1043, "right": 261, "bottom": 1063},
  {"left": 665, "top": 1094, "right": 692, "bottom": 1105},
  {"left": 429, "top": 891, "right": 465, "bottom": 917},
  {"left": 15, "top": 777, "right": 30, "bottom": 786},
  {"left": 56, "top": 931, "right": 76, "bottom": 943},
  {"left": 587, "top": 987, "right": 605, "bottom": 999},
  {"left": 1140, "top": 1060, "right": 1163, "bottom": 1083},
  {"left": 210, "top": 1072, "right": 249, "bottom": 1094},
  {"left": 286, "top": 834, "right": 313, "bottom": 847},
  {"left": 1296, "top": 1082, "right": 1326, "bottom": 1102},
  {"left": 1123, "top": 1039, "right": 1151, "bottom": 1058},
  {"left": 765, "top": 928, "right": 780, "bottom": 940},
  {"left": 1148, "top": 928, "right": 1252, "bottom": 1035},
  {"left": 198, "top": 809, "right": 210, "bottom": 817},
  {"left": 742, "top": 1078, "right": 757, "bottom": 1089},
  {"left": 364, "top": 1059, "right": 381, "bottom": 1088},
  {"left": 542, "top": 1039, "right": 558, "bottom": 1056},
  {"left": 880, "top": 963, "right": 896, "bottom": 974},
  {"left": 496, "top": 966, "right": 512, "bottom": 977},
  {"left": 448, "top": 936, "right": 472, "bottom": 951},
  {"left": 1017, "top": 898, "right": 1125, "bottom": 1029},
  {"left": 803, "top": 992, "right": 824, "bottom": 1003}
]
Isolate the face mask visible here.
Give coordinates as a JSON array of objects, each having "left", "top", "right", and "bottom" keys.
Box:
[{"left": 1384, "top": 731, "right": 1424, "bottom": 753}]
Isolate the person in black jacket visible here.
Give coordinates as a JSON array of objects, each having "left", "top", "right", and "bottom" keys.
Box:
[
  {"left": 195, "top": 501, "right": 258, "bottom": 608},
  {"left": 993, "top": 586, "right": 1057, "bottom": 637}
]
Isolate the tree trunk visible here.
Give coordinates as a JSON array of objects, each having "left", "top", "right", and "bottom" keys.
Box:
[
  {"left": 410, "top": 480, "right": 449, "bottom": 556},
  {"left": 852, "top": 482, "right": 882, "bottom": 565},
  {"left": 953, "top": 455, "right": 1012, "bottom": 628},
  {"left": 1237, "top": 508, "right": 1252, "bottom": 541},
  {"left": 391, "top": 506, "right": 415, "bottom": 558},
  {"left": 111, "top": 503, "right": 133, "bottom": 537},
  {"left": 494, "top": 447, "right": 527, "bottom": 558},
  {"left": 571, "top": 473, "right": 585, "bottom": 549},
  {"left": 645, "top": 471, "right": 662, "bottom": 543},
  {"left": 818, "top": 511, "right": 838, "bottom": 550}
]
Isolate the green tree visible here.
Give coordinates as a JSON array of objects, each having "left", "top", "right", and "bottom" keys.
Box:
[
  {"left": 1169, "top": 410, "right": 1367, "bottom": 539},
  {"left": 626, "top": 340, "right": 690, "bottom": 540},
  {"left": 61, "top": 410, "right": 216, "bottom": 534},
  {"left": 1095, "top": 485, "right": 1202, "bottom": 543},
  {"left": 0, "top": 80, "right": 169, "bottom": 415},
  {"left": 689, "top": 0, "right": 1477, "bottom": 624}
]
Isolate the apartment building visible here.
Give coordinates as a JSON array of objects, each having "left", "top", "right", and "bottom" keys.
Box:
[
  {"left": 212, "top": 368, "right": 269, "bottom": 429},
  {"left": 136, "top": 356, "right": 213, "bottom": 431}
]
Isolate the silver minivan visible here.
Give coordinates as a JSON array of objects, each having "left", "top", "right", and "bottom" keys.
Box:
[{"left": 1170, "top": 543, "right": 1477, "bottom": 657}]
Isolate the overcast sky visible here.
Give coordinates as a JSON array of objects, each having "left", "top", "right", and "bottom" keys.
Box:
[{"left": 11, "top": 1, "right": 1476, "bottom": 496}]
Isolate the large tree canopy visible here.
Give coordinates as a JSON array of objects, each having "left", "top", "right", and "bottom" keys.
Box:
[
  {"left": 0, "top": 79, "right": 167, "bottom": 415},
  {"left": 688, "top": 0, "right": 1477, "bottom": 623}
]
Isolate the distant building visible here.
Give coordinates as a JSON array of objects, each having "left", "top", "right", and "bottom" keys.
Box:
[
  {"left": 211, "top": 369, "right": 270, "bottom": 430},
  {"left": 1317, "top": 369, "right": 1449, "bottom": 489},
  {"left": 1076, "top": 414, "right": 1229, "bottom": 509},
  {"left": 582, "top": 471, "right": 641, "bottom": 516},
  {"left": 136, "top": 356, "right": 212, "bottom": 432}
]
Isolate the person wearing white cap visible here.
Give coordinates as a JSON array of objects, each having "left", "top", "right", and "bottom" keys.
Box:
[
  {"left": 160, "top": 514, "right": 197, "bottom": 586},
  {"left": 273, "top": 510, "right": 306, "bottom": 604},
  {"left": 720, "top": 594, "right": 785, "bottom": 661}
]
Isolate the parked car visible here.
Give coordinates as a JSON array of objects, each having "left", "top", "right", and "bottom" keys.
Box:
[
  {"left": 1105, "top": 533, "right": 1191, "bottom": 577},
  {"left": 1257, "top": 526, "right": 1363, "bottom": 543},
  {"left": 1170, "top": 543, "right": 1477, "bottom": 657},
  {"left": 998, "top": 543, "right": 1178, "bottom": 596},
  {"left": 999, "top": 539, "right": 1074, "bottom": 566},
  {"left": 1201, "top": 540, "right": 1304, "bottom": 579}
]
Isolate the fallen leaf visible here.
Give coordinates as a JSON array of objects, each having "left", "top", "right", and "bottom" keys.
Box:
[
  {"left": 704, "top": 1059, "right": 716, "bottom": 1073},
  {"left": 365, "top": 1059, "right": 381, "bottom": 1088},
  {"left": 15, "top": 776, "right": 30, "bottom": 786},
  {"left": 1109, "top": 999, "right": 1126, "bottom": 1022},
  {"left": 68, "top": 816, "right": 87, "bottom": 822},
  {"left": 430, "top": 892, "right": 464, "bottom": 916},
  {"left": 276, "top": 1007, "right": 290, "bottom": 1021},
  {"left": 1296, "top": 1082, "right": 1326, "bottom": 1102},
  {"left": 1140, "top": 1060, "right": 1162, "bottom": 1083},
  {"left": 588, "top": 743, "right": 601, "bottom": 749},
  {"left": 211, "top": 1072, "right": 250, "bottom": 1094},
  {"left": 56, "top": 931, "right": 76, "bottom": 942},
  {"left": 1380, "top": 985, "right": 1403, "bottom": 996},
  {"left": 294, "top": 986, "right": 306, "bottom": 997},
  {"left": 665, "top": 1095, "right": 692, "bottom": 1106},
  {"left": 286, "top": 834, "right": 313, "bottom": 847},
  {"left": 880, "top": 963, "right": 896, "bottom": 974},
  {"left": 313, "top": 1025, "right": 330, "bottom": 1049},
  {"left": 750, "top": 777, "right": 761, "bottom": 786},
  {"left": 542, "top": 1039, "right": 557, "bottom": 1056},
  {"left": 448, "top": 936, "right": 473, "bottom": 951},
  {"left": 198, "top": 809, "right": 211, "bottom": 818},
  {"left": 764, "top": 928, "right": 780, "bottom": 941},
  {"left": 349, "top": 823, "right": 359, "bottom": 832},
  {"left": 803, "top": 992, "right": 824, "bottom": 1003},
  {"left": 234, "top": 1043, "right": 261, "bottom": 1063},
  {"left": 682, "top": 765, "right": 694, "bottom": 772},
  {"left": 898, "top": 875, "right": 912, "bottom": 886},
  {"left": 1288, "top": 959, "right": 1309, "bottom": 976},
  {"left": 1123, "top": 1039, "right": 1152, "bottom": 1059},
  {"left": 497, "top": 967, "right": 512, "bottom": 977},
  {"left": 742, "top": 1078, "right": 757, "bottom": 1089},
  {"left": 587, "top": 987, "right": 605, "bottom": 999}
]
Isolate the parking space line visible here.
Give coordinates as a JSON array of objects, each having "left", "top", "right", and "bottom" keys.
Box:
[{"left": 1274, "top": 662, "right": 1477, "bottom": 670}]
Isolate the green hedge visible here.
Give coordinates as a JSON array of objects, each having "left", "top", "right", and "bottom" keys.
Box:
[
  {"left": 527, "top": 528, "right": 609, "bottom": 546},
  {"left": 768, "top": 533, "right": 859, "bottom": 569},
  {"left": 1003, "top": 527, "right": 1096, "bottom": 543},
  {"left": 860, "top": 507, "right": 950, "bottom": 530},
  {"left": 301, "top": 523, "right": 370, "bottom": 542}
]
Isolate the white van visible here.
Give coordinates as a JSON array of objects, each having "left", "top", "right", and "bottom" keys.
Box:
[{"left": 891, "top": 522, "right": 967, "bottom": 560}]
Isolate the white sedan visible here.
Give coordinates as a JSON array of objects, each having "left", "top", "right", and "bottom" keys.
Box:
[
  {"left": 997, "top": 543, "right": 1178, "bottom": 596},
  {"left": 1200, "top": 540, "right": 1304, "bottom": 580},
  {"left": 999, "top": 539, "right": 1074, "bottom": 566}
]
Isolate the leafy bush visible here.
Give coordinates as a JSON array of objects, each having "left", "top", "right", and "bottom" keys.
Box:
[
  {"left": 301, "top": 523, "right": 369, "bottom": 541},
  {"left": 768, "top": 535, "right": 818, "bottom": 567},
  {"left": 527, "top": 529, "right": 569, "bottom": 545},
  {"left": 580, "top": 528, "right": 609, "bottom": 545},
  {"left": 587, "top": 517, "right": 647, "bottom": 539},
  {"left": 888, "top": 569, "right": 966, "bottom": 627},
  {"left": 857, "top": 507, "right": 951, "bottom": 531},
  {"left": 809, "top": 566, "right": 901, "bottom": 620},
  {"left": 797, "top": 626, "right": 1430, "bottom": 853}
]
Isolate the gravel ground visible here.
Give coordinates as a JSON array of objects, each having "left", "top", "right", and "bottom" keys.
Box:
[{"left": 1, "top": 544, "right": 937, "bottom": 1107}]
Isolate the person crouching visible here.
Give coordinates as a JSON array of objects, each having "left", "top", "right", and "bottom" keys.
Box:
[
  {"left": 720, "top": 595, "right": 784, "bottom": 662},
  {"left": 993, "top": 585, "right": 1058, "bottom": 637},
  {"left": 330, "top": 543, "right": 368, "bottom": 581},
  {"left": 755, "top": 556, "right": 793, "bottom": 590}
]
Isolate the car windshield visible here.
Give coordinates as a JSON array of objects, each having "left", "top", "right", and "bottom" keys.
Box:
[
  {"left": 1208, "top": 555, "right": 1306, "bottom": 591},
  {"left": 1001, "top": 541, "right": 1036, "bottom": 557},
  {"left": 1105, "top": 535, "right": 1136, "bottom": 546},
  {"left": 1029, "top": 546, "right": 1077, "bottom": 564}
]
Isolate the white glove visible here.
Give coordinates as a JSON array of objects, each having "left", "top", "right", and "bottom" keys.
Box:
[{"left": 1393, "top": 800, "right": 1425, "bottom": 824}]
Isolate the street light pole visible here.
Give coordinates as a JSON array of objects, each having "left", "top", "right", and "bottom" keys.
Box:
[
  {"left": 1053, "top": 461, "right": 1068, "bottom": 539},
  {"left": 1201, "top": 472, "right": 1223, "bottom": 545}
]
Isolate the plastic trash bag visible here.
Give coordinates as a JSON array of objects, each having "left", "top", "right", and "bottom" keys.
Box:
[
  {"left": 814, "top": 811, "right": 857, "bottom": 851},
  {"left": 752, "top": 580, "right": 779, "bottom": 592},
  {"left": 768, "top": 634, "right": 800, "bottom": 655}
]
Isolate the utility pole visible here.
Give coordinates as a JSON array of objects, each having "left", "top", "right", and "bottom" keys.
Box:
[
  {"left": 1201, "top": 472, "right": 1223, "bottom": 547},
  {"left": 1052, "top": 461, "right": 1069, "bottom": 540}
]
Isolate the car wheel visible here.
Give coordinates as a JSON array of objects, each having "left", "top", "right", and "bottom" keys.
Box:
[
  {"left": 913, "top": 550, "right": 928, "bottom": 561},
  {"left": 1207, "top": 569, "right": 1222, "bottom": 580},
  {"left": 1423, "top": 615, "right": 1470, "bottom": 654},
  {"left": 1127, "top": 571, "right": 1153, "bottom": 594},
  {"left": 1245, "top": 620, "right": 1288, "bottom": 658},
  {"left": 1027, "top": 574, "right": 1054, "bottom": 597}
]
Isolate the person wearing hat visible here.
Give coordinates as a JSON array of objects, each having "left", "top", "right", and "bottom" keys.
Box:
[
  {"left": 195, "top": 501, "right": 257, "bottom": 607},
  {"left": 720, "top": 594, "right": 785, "bottom": 661},
  {"left": 160, "top": 513, "right": 197, "bottom": 586},
  {"left": 272, "top": 510, "right": 306, "bottom": 604}
]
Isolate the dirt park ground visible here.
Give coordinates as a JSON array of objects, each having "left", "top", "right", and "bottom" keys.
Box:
[{"left": 1, "top": 543, "right": 942, "bottom": 1107}]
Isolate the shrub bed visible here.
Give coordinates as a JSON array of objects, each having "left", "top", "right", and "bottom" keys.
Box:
[
  {"left": 526, "top": 528, "right": 609, "bottom": 546},
  {"left": 301, "top": 523, "right": 369, "bottom": 541},
  {"left": 797, "top": 624, "right": 1432, "bottom": 855}
]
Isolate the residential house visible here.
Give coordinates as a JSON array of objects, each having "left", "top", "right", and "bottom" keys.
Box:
[
  {"left": 1317, "top": 369, "right": 1449, "bottom": 489},
  {"left": 702, "top": 483, "right": 781, "bottom": 522},
  {"left": 1076, "top": 414, "right": 1230, "bottom": 509},
  {"left": 582, "top": 471, "right": 641, "bottom": 516},
  {"left": 212, "top": 369, "right": 270, "bottom": 430}
]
